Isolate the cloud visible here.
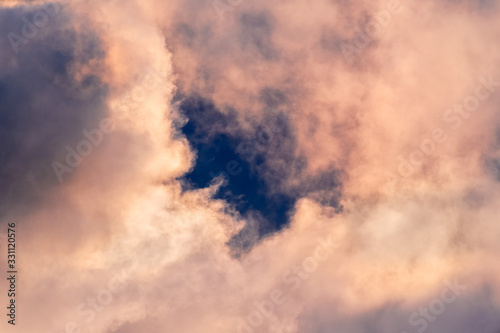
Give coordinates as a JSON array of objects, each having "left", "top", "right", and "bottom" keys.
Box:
[
  {"left": 0, "top": 2, "right": 108, "bottom": 218},
  {"left": 1, "top": 0, "right": 500, "bottom": 332}
]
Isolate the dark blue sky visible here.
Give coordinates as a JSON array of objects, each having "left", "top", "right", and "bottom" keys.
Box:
[
  {"left": 178, "top": 95, "right": 342, "bottom": 242},
  {"left": 179, "top": 96, "right": 296, "bottom": 235}
]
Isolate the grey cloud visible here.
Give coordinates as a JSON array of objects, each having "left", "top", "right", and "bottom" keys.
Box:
[{"left": 0, "top": 5, "right": 108, "bottom": 216}]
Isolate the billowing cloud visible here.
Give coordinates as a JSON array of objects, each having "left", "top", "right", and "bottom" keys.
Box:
[{"left": 1, "top": 0, "right": 500, "bottom": 332}]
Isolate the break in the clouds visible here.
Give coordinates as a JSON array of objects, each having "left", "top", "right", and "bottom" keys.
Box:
[{"left": 1, "top": 0, "right": 500, "bottom": 332}]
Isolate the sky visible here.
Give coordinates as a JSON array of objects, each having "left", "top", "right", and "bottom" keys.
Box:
[{"left": 0, "top": 0, "right": 500, "bottom": 332}]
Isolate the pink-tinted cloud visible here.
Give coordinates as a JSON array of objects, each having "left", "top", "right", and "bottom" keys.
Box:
[{"left": 1, "top": 0, "right": 500, "bottom": 332}]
